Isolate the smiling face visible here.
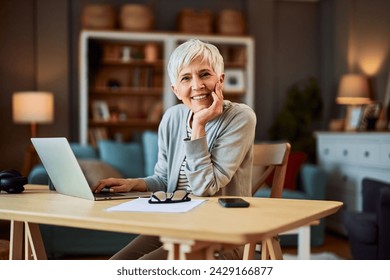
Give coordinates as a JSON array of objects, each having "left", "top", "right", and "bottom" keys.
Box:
[{"left": 171, "top": 56, "right": 224, "bottom": 113}]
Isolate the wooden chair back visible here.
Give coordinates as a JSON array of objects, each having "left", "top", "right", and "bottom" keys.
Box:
[
  {"left": 251, "top": 142, "right": 291, "bottom": 198},
  {"left": 243, "top": 142, "right": 291, "bottom": 260}
]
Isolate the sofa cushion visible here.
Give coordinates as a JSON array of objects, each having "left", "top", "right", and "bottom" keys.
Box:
[
  {"left": 28, "top": 164, "right": 49, "bottom": 184},
  {"left": 266, "top": 152, "right": 308, "bottom": 190},
  {"left": 78, "top": 159, "right": 122, "bottom": 187},
  {"left": 142, "top": 131, "right": 158, "bottom": 176},
  {"left": 300, "top": 164, "right": 327, "bottom": 199},
  {"left": 284, "top": 152, "right": 307, "bottom": 190},
  {"left": 70, "top": 143, "right": 99, "bottom": 159},
  {"left": 98, "top": 140, "right": 145, "bottom": 178}
]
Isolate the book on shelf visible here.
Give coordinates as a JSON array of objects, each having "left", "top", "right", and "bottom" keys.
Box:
[
  {"left": 132, "top": 66, "right": 154, "bottom": 88},
  {"left": 145, "top": 67, "right": 154, "bottom": 87},
  {"left": 132, "top": 67, "right": 141, "bottom": 87}
]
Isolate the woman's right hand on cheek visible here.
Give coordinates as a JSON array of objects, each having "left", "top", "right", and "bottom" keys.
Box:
[{"left": 193, "top": 82, "right": 224, "bottom": 125}]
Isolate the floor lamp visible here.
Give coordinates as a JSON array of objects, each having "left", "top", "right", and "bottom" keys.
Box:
[{"left": 12, "top": 91, "right": 54, "bottom": 175}]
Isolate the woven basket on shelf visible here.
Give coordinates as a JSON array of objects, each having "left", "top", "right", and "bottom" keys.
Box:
[
  {"left": 177, "top": 9, "right": 213, "bottom": 34},
  {"left": 119, "top": 4, "right": 154, "bottom": 31},
  {"left": 81, "top": 4, "right": 116, "bottom": 30},
  {"left": 217, "top": 9, "right": 246, "bottom": 35}
]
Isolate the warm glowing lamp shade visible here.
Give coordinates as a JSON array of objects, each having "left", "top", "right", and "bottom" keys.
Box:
[
  {"left": 336, "top": 74, "right": 371, "bottom": 105},
  {"left": 13, "top": 91, "right": 54, "bottom": 138}
]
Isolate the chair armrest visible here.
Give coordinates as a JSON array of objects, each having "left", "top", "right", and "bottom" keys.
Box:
[
  {"left": 299, "top": 164, "right": 327, "bottom": 199},
  {"left": 378, "top": 188, "right": 390, "bottom": 259}
]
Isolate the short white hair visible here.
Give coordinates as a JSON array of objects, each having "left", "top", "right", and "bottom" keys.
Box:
[{"left": 167, "top": 39, "right": 224, "bottom": 86}]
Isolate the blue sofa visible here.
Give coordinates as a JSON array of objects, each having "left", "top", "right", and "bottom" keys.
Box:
[{"left": 28, "top": 131, "right": 158, "bottom": 259}]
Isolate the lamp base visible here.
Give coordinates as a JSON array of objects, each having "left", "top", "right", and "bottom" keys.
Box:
[{"left": 30, "top": 122, "right": 37, "bottom": 139}]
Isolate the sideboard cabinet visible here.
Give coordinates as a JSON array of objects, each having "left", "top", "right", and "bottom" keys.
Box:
[{"left": 315, "top": 132, "right": 390, "bottom": 235}]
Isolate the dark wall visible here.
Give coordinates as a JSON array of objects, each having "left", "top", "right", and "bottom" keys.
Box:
[
  {"left": 0, "top": 1, "right": 35, "bottom": 172},
  {"left": 0, "top": 0, "right": 69, "bottom": 173}
]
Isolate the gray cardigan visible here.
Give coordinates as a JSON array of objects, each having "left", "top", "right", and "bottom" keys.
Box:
[{"left": 143, "top": 100, "right": 256, "bottom": 197}]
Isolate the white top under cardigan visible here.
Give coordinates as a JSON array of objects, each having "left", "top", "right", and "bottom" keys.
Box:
[
  {"left": 143, "top": 100, "right": 256, "bottom": 197},
  {"left": 176, "top": 112, "right": 192, "bottom": 191}
]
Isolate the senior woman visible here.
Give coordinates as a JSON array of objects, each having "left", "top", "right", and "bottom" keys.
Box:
[{"left": 94, "top": 39, "right": 256, "bottom": 259}]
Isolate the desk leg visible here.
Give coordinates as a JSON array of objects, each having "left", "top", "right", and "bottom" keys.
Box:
[
  {"left": 24, "top": 222, "right": 47, "bottom": 260},
  {"left": 297, "top": 226, "right": 310, "bottom": 260},
  {"left": 281, "top": 222, "right": 315, "bottom": 260},
  {"left": 262, "top": 236, "right": 283, "bottom": 260},
  {"left": 261, "top": 240, "right": 269, "bottom": 259},
  {"left": 9, "top": 220, "right": 24, "bottom": 260},
  {"left": 260, "top": 237, "right": 283, "bottom": 260},
  {"left": 161, "top": 237, "right": 182, "bottom": 260},
  {"left": 160, "top": 237, "right": 220, "bottom": 260},
  {"left": 243, "top": 242, "right": 256, "bottom": 260},
  {"left": 161, "top": 237, "right": 200, "bottom": 260}
]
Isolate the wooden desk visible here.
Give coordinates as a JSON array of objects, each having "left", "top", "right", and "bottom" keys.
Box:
[{"left": 0, "top": 185, "right": 342, "bottom": 260}]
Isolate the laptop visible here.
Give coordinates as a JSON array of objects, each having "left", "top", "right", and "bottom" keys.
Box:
[{"left": 31, "top": 137, "right": 151, "bottom": 201}]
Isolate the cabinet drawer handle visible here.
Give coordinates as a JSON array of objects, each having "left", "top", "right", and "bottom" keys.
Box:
[
  {"left": 343, "top": 149, "right": 348, "bottom": 156},
  {"left": 364, "top": 151, "right": 370, "bottom": 158},
  {"left": 324, "top": 148, "right": 329, "bottom": 155}
]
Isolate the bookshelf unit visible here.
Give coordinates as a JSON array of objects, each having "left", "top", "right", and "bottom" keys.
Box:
[{"left": 79, "top": 30, "right": 255, "bottom": 145}]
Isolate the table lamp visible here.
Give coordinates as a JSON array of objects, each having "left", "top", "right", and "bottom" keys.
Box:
[
  {"left": 336, "top": 74, "right": 371, "bottom": 131},
  {"left": 12, "top": 91, "right": 54, "bottom": 138},
  {"left": 337, "top": 74, "right": 370, "bottom": 105}
]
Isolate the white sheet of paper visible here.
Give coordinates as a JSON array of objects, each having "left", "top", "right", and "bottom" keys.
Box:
[{"left": 106, "top": 198, "right": 206, "bottom": 213}]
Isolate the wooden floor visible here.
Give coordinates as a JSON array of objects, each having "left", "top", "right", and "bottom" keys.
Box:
[{"left": 282, "top": 231, "right": 352, "bottom": 260}]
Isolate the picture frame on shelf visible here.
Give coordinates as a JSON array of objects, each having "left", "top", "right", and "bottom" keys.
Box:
[
  {"left": 92, "top": 100, "right": 110, "bottom": 121},
  {"left": 345, "top": 105, "right": 363, "bottom": 131},
  {"left": 359, "top": 102, "right": 382, "bottom": 131},
  {"left": 223, "top": 69, "right": 245, "bottom": 92}
]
